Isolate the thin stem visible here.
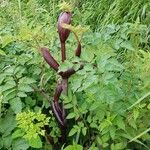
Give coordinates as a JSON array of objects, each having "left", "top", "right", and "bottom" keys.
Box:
[{"left": 73, "top": 31, "right": 80, "bottom": 44}]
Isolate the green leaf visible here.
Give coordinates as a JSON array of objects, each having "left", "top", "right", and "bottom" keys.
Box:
[
  {"left": 2, "top": 135, "right": 12, "bottom": 149},
  {"left": 90, "top": 102, "right": 99, "bottom": 111},
  {"left": 69, "top": 128, "right": 77, "bottom": 136},
  {"left": 12, "top": 129, "right": 25, "bottom": 139},
  {"left": 64, "top": 103, "right": 73, "bottom": 109},
  {"left": 58, "top": 61, "right": 74, "bottom": 72},
  {"left": 71, "top": 77, "right": 83, "bottom": 92},
  {"left": 64, "top": 144, "right": 83, "bottom": 150},
  {"left": 18, "top": 24, "right": 32, "bottom": 41},
  {"left": 82, "top": 127, "right": 87, "bottom": 136},
  {"left": 28, "top": 135, "right": 42, "bottom": 148},
  {"left": 1, "top": 35, "right": 14, "bottom": 48},
  {"left": 25, "top": 97, "right": 36, "bottom": 106},
  {"left": 0, "top": 83, "right": 16, "bottom": 92},
  {"left": 10, "top": 97, "right": 22, "bottom": 114},
  {"left": 115, "top": 116, "right": 125, "bottom": 130},
  {"left": 133, "top": 109, "right": 139, "bottom": 121},
  {"left": 0, "top": 49, "right": 6, "bottom": 55},
  {"left": 19, "top": 77, "right": 36, "bottom": 84},
  {"left": 120, "top": 41, "right": 134, "bottom": 51},
  {"left": 100, "top": 120, "right": 110, "bottom": 131},
  {"left": 81, "top": 48, "right": 94, "bottom": 62},
  {"left": 66, "top": 113, "right": 76, "bottom": 119},
  {"left": 109, "top": 126, "right": 116, "bottom": 139},
  {"left": 4, "top": 66, "right": 15, "bottom": 74},
  {"left": 0, "top": 110, "right": 16, "bottom": 134},
  {"left": 12, "top": 138, "right": 29, "bottom": 150},
  {"left": 0, "top": 74, "right": 5, "bottom": 84},
  {"left": 128, "top": 118, "right": 137, "bottom": 129},
  {"left": 17, "top": 92, "right": 27, "bottom": 97},
  {"left": 18, "top": 84, "right": 33, "bottom": 92},
  {"left": 111, "top": 142, "right": 125, "bottom": 150},
  {"left": 78, "top": 74, "right": 98, "bottom": 92},
  {"left": 2, "top": 88, "right": 16, "bottom": 102}
]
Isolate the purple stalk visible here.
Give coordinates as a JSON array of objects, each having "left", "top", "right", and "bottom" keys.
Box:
[
  {"left": 75, "top": 42, "right": 81, "bottom": 57},
  {"left": 41, "top": 47, "right": 59, "bottom": 71}
]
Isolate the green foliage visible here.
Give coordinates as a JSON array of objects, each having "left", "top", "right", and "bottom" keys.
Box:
[
  {"left": 0, "top": 0, "right": 150, "bottom": 149},
  {"left": 15, "top": 111, "right": 50, "bottom": 148},
  {"left": 63, "top": 142, "right": 83, "bottom": 150},
  {"left": 16, "top": 111, "right": 49, "bottom": 138}
]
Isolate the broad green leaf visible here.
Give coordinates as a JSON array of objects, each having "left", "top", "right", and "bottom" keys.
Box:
[
  {"left": 103, "top": 143, "right": 109, "bottom": 148},
  {"left": 10, "top": 97, "right": 22, "bottom": 114},
  {"left": 19, "top": 77, "right": 36, "bottom": 84},
  {"left": 81, "top": 48, "right": 94, "bottom": 62},
  {"left": 28, "top": 135, "right": 42, "bottom": 148},
  {"left": 120, "top": 41, "right": 134, "bottom": 51},
  {"left": 17, "top": 92, "right": 27, "bottom": 97},
  {"left": 0, "top": 83, "right": 16, "bottom": 92},
  {"left": 25, "top": 97, "right": 36, "bottom": 106},
  {"left": 66, "top": 112, "right": 76, "bottom": 119},
  {"left": 58, "top": 61, "right": 74, "bottom": 72},
  {"left": 0, "top": 110, "right": 16, "bottom": 134},
  {"left": 64, "top": 144, "right": 83, "bottom": 150},
  {"left": 3, "top": 89, "right": 16, "bottom": 103},
  {"left": 78, "top": 74, "right": 98, "bottom": 92},
  {"left": 2, "top": 88, "right": 16, "bottom": 101},
  {"left": 18, "top": 84, "right": 33, "bottom": 92},
  {"left": 4, "top": 66, "right": 15, "bottom": 74},
  {"left": 2, "top": 135, "right": 12, "bottom": 149},
  {"left": 69, "top": 128, "right": 77, "bottom": 136},
  {"left": 71, "top": 77, "right": 83, "bottom": 92},
  {"left": 12, "top": 138, "right": 29, "bottom": 150},
  {"left": 12, "top": 129, "right": 25, "bottom": 139},
  {"left": 111, "top": 142, "right": 126, "bottom": 150},
  {"left": 64, "top": 103, "right": 73, "bottom": 109}
]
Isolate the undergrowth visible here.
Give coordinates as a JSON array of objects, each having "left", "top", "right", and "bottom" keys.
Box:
[{"left": 0, "top": 0, "right": 149, "bottom": 149}]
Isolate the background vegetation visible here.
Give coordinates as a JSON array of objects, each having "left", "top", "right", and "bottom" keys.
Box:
[{"left": 0, "top": 0, "right": 150, "bottom": 149}]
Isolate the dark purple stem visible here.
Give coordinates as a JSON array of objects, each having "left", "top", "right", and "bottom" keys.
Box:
[
  {"left": 41, "top": 47, "right": 59, "bottom": 71},
  {"left": 75, "top": 42, "right": 81, "bottom": 57},
  {"left": 60, "top": 78, "right": 68, "bottom": 142},
  {"left": 61, "top": 42, "right": 66, "bottom": 62}
]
